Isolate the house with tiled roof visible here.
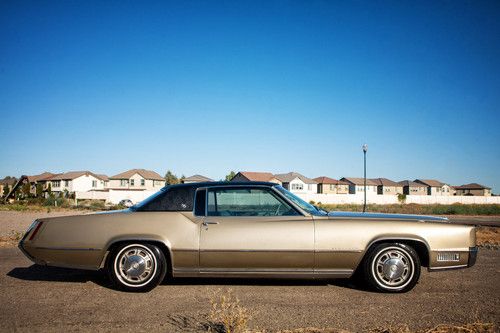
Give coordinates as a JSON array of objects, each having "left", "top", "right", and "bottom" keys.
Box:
[
  {"left": 370, "top": 178, "right": 403, "bottom": 195},
  {"left": 274, "top": 172, "right": 317, "bottom": 194},
  {"left": 26, "top": 172, "right": 56, "bottom": 195},
  {"left": 340, "top": 177, "right": 378, "bottom": 195},
  {"left": 231, "top": 171, "right": 281, "bottom": 184},
  {"left": 47, "top": 171, "right": 108, "bottom": 194},
  {"left": 181, "top": 174, "right": 214, "bottom": 183},
  {"left": 414, "top": 179, "right": 452, "bottom": 196},
  {"left": 398, "top": 180, "right": 428, "bottom": 195},
  {"left": 454, "top": 183, "right": 491, "bottom": 196},
  {"left": 313, "top": 176, "right": 349, "bottom": 194},
  {"left": 109, "top": 169, "right": 165, "bottom": 191}
]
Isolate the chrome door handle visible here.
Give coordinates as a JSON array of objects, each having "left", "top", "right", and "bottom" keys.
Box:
[{"left": 202, "top": 221, "right": 219, "bottom": 227}]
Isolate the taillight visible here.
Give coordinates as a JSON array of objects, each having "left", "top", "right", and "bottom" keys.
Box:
[{"left": 28, "top": 221, "right": 44, "bottom": 241}]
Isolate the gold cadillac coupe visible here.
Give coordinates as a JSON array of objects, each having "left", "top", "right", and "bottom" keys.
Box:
[{"left": 19, "top": 182, "right": 477, "bottom": 292}]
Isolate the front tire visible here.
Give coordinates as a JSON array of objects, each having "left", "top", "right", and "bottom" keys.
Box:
[
  {"left": 107, "top": 243, "right": 167, "bottom": 292},
  {"left": 362, "top": 243, "right": 421, "bottom": 293}
]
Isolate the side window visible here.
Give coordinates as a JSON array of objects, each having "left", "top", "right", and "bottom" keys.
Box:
[
  {"left": 194, "top": 189, "right": 206, "bottom": 216},
  {"left": 137, "top": 186, "right": 195, "bottom": 211},
  {"left": 207, "top": 188, "right": 299, "bottom": 217}
]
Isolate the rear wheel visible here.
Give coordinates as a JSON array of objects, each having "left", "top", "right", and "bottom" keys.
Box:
[
  {"left": 362, "top": 243, "right": 420, "bottom": 293},
  {"left": 107, "top": 243, "right": 167, "bottom": 292}
]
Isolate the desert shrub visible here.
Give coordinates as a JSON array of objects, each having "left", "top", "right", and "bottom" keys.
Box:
[{"left": 208, "top": 289, "right": 251, "bottom": 333}]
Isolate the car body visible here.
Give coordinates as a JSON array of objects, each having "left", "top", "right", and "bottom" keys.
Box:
[{"left": 19, "top": 181, "right": 477, "bottom": 292}]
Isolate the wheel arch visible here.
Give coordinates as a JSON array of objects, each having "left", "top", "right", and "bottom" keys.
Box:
[
  {"left": 102, "top": 237, "right": 173, "bottom": 276},
  {"left": 357, "top": 237, "right": 430, "bottom": 270}
]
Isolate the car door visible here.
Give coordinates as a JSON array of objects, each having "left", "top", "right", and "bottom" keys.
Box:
[{"left": 198, "top": 186, "right": 314, "bottom": 277}]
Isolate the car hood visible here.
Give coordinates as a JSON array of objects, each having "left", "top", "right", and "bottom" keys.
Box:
[{"left": 327, "top": 211, "right": 448, "bottom": 222}]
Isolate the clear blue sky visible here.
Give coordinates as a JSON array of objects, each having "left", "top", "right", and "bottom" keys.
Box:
[{"left": 1, "top": 1, "right": 499, "bottom": 192}]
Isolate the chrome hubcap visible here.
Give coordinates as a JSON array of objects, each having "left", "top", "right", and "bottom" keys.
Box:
[
  {"left": 115, "top": 245, "right": 156, "bottom": 285},
  {"left": 373, "top": 248, "right": 413, "bottom": 287}
]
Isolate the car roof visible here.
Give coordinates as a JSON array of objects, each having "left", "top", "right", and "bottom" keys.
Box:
[{"left": 165, "top": 181, "right": 277, "bottom": 190}]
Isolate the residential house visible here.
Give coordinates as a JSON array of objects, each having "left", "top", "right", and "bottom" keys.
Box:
[
  {"left": 340, "top": 177, "right": 378, "bottom": 195},
  {"left": 370, "top": 178, "right": 403, "bottom": 195},
  {"left": 454, "top": 183, "right": 492, "bottom": 196},
  {"left": 0, "top": 176, "right": 17, "bottom": 197},
  {"left": 109, "top": 169, "right": 165, "bottom": 190},
  {"left": 398, "top": 180, "right": 428, "bottom": 195},
  {"left": 414, "top": 179, "right": 452, "bottom": 196},
  {"left": 48, "top": 171, "right": 108, "bottom": 194},
  {"left": 231, "top": 171, "right": 281, "bottom": 184},
  {"left": 27, "top": 172, "right": 56, "bottom": 195},
  {"left": 181, "top": 174, "right": 214, "bottom": 183},
  {"left": 274, "top": 172, "right": 317, "bottom": 194},
  {"left": 313, "top": 177, "right": 349, "bottom": 194}
]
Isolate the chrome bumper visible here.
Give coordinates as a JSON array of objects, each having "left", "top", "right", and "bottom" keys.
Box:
[{"left": 467, "top": 246, "right": 478, "bottom": 268}]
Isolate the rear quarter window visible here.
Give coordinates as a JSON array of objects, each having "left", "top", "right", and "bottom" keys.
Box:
[{"left": 137, "top": 186, "right": 196, "bottom": 211}]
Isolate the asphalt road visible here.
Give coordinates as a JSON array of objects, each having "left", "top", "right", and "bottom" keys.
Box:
[{"left": 0, "top": 247, "right": 499, "bottom": 332}]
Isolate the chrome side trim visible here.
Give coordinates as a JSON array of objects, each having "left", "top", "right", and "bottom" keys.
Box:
[
  {"left": 315, "top": 249, "right": 363, "bottom": 253},
  {"left": 199, "top": 249, "right": 312, "bottom": 253},
  {"left": 428, "top": 264, "right": 468, "bottom": 272},
  {"left": 34, "top": 247, "right": 101, "bottom": 251}
]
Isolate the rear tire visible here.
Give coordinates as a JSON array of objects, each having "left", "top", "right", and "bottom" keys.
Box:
[
  {"left": 362, "top": 243, "right": 420, "bottom": 293},
  {"left": 107, "top": 243, "right": 167, "bottom": 292}
]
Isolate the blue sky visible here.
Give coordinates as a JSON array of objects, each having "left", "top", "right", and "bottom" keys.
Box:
[{"left": 1, "top": 1, "right": 499, "bottom": 191}]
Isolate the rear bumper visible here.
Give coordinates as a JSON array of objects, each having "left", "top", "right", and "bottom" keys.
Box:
[{"left": 467, "top": 246, "right": 478, "bottom": 268}]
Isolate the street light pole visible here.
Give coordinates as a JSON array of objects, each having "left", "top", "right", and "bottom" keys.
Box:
[{"left": 362, "top": 144, "right": 368, "bottom": 212}]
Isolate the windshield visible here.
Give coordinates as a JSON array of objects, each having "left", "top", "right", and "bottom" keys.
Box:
[{"left": 273, "top": 185, "right": 326, "bottom": 216}]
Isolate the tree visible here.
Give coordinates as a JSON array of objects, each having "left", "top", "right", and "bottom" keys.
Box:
[
  {"left": 179, "top": 174, "right": 186, "bottom": 183},
  {"left": 21, "top": 181, "right": 31, "bottom": 198},
  {"left": 2, "top": 185, "right": 9, "bottom": 197},
  {"left": 47, "top": 183, "right": 52, "bottom": 196},
  {"left": 224, "top": 171, "right": 236, "bottom": 181},
  {"left": 36, "top": 183, "right": 43, "bottom": 197},
  {"left": 164, "top": 170, "right": 179, "bottom": 185}
]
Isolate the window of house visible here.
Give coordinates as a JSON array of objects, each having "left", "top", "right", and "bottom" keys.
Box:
[
  {"left": 64, "top": 180, "right": 69, "bottom": 187},
  {"left": 330, "top": 184, "right": 335, "bottom": 190},
  {"left": 92, "top": 180, "right": 97, "bottom": 187},
  {"left": 120, "top": 180, "right": 127, "bottom": 186},
  {"left": 130, "top": 179, "right": 135, "bottom": 186},
  {"left": 308, "top": 184, "right": 312, "bottom": 191},
  {"left": 141, "top": 179, "right": 145, "bottom": 186},
  {"left": 52, "top": 181, "right": 60, "bottom": 188},
  {"left": 291, "top": 183, "right": 303, "bottom": 191},
  {"left": 207, "top": 188, "right": 299, "bottom": 217}
]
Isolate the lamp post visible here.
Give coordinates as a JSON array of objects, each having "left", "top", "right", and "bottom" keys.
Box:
[{"left": 362, "top": 144, "right": 368, "bottom": 212}]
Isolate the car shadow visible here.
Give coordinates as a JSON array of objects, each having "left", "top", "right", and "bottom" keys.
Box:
[
  {"left": 7, "top": 265, "right": 373, "bottom": 292},
  {"left": 7, "top": 264, "right": 112, "bottom": 288},
  {"left": 164, "top": 276, "right": 371, "bottom": 291}
]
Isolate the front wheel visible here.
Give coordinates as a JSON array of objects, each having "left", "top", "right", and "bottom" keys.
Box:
[
  {"left": 107, "top": 243, "right": 167, "bottom": 292},
  {"left": 362, "top": 243, "right": 421, "bottom": 293}
]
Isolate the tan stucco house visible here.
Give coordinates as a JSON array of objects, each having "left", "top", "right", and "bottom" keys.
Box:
[
  {"left": 313, "top": 176, "right": 349, "bottom": 194},
  {"left": 109, "top": 169, "right": 165, "bottom": 190},
  {"left": 454, "top": 183, "right": 492, "bottom": 196},
  {"left": 370, "top": 178, "right": 403, "bottom": 195},
  {"left": 47, "top": 171, "right": 108, "bottom": 194},
  {"left": 340, "top": 177, "right": 378, "bottom": 195},
  {"left": 414, "top": 179, "right": 452, "bottom": 196},
  {"left": 231, "top": 171, "right": 281, "bottom": 184},
  {"left": 398, "top": 180, "right": 428, "bottom": 195},
  {"left": 181, "top": 174, "right": 213, "bottom": 183}
]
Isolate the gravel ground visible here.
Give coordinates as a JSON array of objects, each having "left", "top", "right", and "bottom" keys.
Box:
[
  {"left": 0, "top": 248, "right": 498, "bottom": 332},
  {"left": 0, "top": 211, "right": 498, "bottom": 332}
]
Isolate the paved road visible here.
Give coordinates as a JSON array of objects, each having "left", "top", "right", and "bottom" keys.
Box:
[{"left": 0, "top": 248, "right": 498, "bottom": 332}]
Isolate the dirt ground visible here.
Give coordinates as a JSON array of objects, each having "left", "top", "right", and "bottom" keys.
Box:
[
  {"left": 0, "top": 211, "right": 499, "bottom": 332},
  {"left": 0, "top": 247, "right": 498, "bottom": 332}
]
